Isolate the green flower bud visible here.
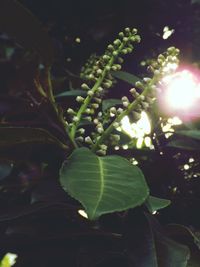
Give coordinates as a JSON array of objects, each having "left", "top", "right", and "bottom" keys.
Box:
[
  {"left": 81, "top": 83, "right": 90, "bottom": 90},
  {"left": 113, "top": 39, "right": 121, "bottom": 46}
]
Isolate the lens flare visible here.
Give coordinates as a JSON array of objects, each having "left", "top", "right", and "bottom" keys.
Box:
[{"left": 159, "top": 69, "right": 200, "bottom": 120}]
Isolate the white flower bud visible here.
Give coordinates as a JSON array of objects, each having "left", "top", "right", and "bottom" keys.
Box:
[
  {"left": 73, "top": 116, "right": 79, "bottom": 122},
  {"left": 121, "top": 96, "right": 129, "bottom": 102},
  {"left": 143, "top": 77, "right": 151, "bottom": 83},
  {"left": 110, "top": 107, "right": 116, "bottom": 114},
  {"left": 78, "top": 128, "right": 85, "bottom": 134},
  {"left": 123, "top": 101, "right": 129, "bottom": 107},
  {"left": 113, "top": 122, "right": 120, "bottom": 128},
  {"left": 92, "top": 103, "right": 99, "bottom": 109},
  {"left": 85, "top": 136, "right": 93, "bottom": 144},
  {"left": 76, "top": 136, "right": 84, "bottom": 142},
  {"left": 67, "top": 108, "right": 75, "bottom": 115},
  {"left": 97, "top": 149, "right": 106, "bottom": 156},
  {"left": 94, "top": 97, "right": 101, "bottom": 104},
  {"left": 100, "top": 144, "right": 108, "bottom": 150},
  {"left": 85, "top": 116, "right": 92, "bottom": 121},
  {"left": 93, "top": 118, "right": 99, "bottom": 124},
  {"left": 76, "top": 96, "right": 85, "bottom": 102},
  {"left": 117, "top": 108, "right": 123, "bottom": 114},
  {"left": 81, "top": 83, "right": 90, "bottom": 90},
  {"left": 87, "top": 90, "right": 94, "bottom": 97}
]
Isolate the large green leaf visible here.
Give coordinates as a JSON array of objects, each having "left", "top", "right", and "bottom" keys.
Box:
[
  {"left": 60, "top": 147, "right": 149, "bottom": 220},
  {"left": 111, "top": 71, "right": 141, "bottom": 85},
  {"left": 145, "top": 196, "right": 171, "bottom": 213},
  {"left": 0, "top": 0, "right": 54, "bottom": 65},
  {"left": 0, "top": 127, "right": 67, "bottom": 149}
]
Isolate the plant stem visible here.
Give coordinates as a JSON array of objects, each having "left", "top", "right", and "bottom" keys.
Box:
[{"left": 69, "top": 42, "right": 126, "bottom": 142}]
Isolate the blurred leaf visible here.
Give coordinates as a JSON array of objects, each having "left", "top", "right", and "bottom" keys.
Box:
[
  {"left": 145, "top": 196, "right": 171, "bottom": 213},
  {"left": 0, "top": 0, "right": 54, "bottom": 65},
  {"left": 111, "top": 71, "right": 141, "bottom": 85},
  {"left": 191, "top": 0, "right": 200, "bottom": 4},
  {"left": 60, "top": 147, "right": 149, "bottom": 220},
  {"left": 167, "top": 139, "right": 200, "bottom": 151},
  {"left": 55, "top": 90, "right": 87, "bottom": 98},
  {"left": 0, "top": 162, "right": 13, "bottom": 180},
  {"left": 125, "top": 212, "right": 190, "bottom": 267},
  {"left": 176, "top": 130, "right": 200, "bottom": 141},
  {"left": 102, "top": 99, "right": 122, "bottom": 112},
  {"left": 0, "top": 127, "right": 67, "bottom": 149}
]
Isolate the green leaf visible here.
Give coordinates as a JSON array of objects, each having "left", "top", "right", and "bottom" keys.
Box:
[
  {"left": 0, "top": 127, "right": 67, "bottom": 149},
  {"left": 0, "top": 0, "right": 54, "bottom": 65},
  {"left": 111, "top": 71, "right": 141, "bottom": 85},
  {"left": 125, "top": 212, "right": 190, "bottom": 267},
  {"left": 55, "top": 90, "right": 87, "bottom": 98},
  {"left": 176, "top": 130, "right": 200, "bottom": 141},
  {"left": 60, "top": 147, "right": 149, "bottom": 220},
  {"left": 191, "top": 0, "right": 200, "bottom": 4},
  {"left": 145, "top": 196, "right": 171, "bottom": 213},
  {"left": 167, "top": 139, "right": 200, "bottom": 151},
  {"left": 102, "top": 99, "right": 122, "bottom": 112}
]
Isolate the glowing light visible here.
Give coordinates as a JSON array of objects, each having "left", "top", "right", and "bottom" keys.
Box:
[
  {"left": 162, "top": 26, "right": 175, "bottom": 40},
  {"left": 120, "top": 111, "right": 152, "bottom": 149},
  {"left": 120, "top": 111, "right": 151, "bottom": 138},
  {"left": 184, "top": 164, "right": 190, "bottom": 170},
  {"left": 78, "top": 209, "right": 88, "bottom": 219},
  {"left": 162, "top": 70, "right": 200, "bottom": 111}
]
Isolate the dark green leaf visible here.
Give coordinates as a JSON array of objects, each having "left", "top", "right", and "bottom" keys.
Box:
[
  {"left": 0, "top": 127, "right": 67, "bottom": 149},
  {"left": 176, "top": 130, "right": 200, "bottom": 141},
  {"left": 55, "top": 90, "right": 87, "bottom": 98},
  {"left": 60, "top": 147, "right": 149, "bottom": 220},
  {"left": 111, "top": 71, "right": 141, "bottom": 85},
  {"left": 145, "top": 196, "right": 171, "bottom": 213},
  {"left": 125, "top": 212, "right": 190, "bottom": 267},
  {"left": 167, "top": 139, "right": 200, "bottom": 151},
  {"left": 0, "top": 162, "right": 13, "bottom": 180},
  {"left": 0, "top": 0, "right": 54, "bottom": 65},
  {"left": 102, "top": 99, "right": 122, "bottom": 112}
]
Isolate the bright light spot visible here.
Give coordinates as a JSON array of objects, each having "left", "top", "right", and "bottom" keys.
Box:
[
  {"left": 130, "top": 158, "right": 139, "bottom": 165},
  {"left": 120, "top": 112, "right": 152, "bottom": 149},
  {"left": 1, "top": 253, "right": 18, "bottom": 266},
  {"left": 121, "top": 111, "right": 151, "bottom": 138},
  {"left": 189, "top": 158, "right": 194, "bottom": 163},
  {"left": 184, "top": 164, "right": 190, "bottom": 170},
  {"left": 136, "top": 137, "right": 144, "bottom": 149},
  {"left": 162, "top": 26, "right": 175, "bottom": 40},
  {"left": 168, "top": 116, "right": 182, "bottom": 125},
  {"left": 152, "top": 211, "right": 157, "bottom": 215},
  {"left": 161, "top": 116, "right": 182, "bottom": 139},
  {"left": 162, "top": 62, "right": 178, "bottom": 73},
  {"left": 78, "top": 209, "right": 88, "bottom": 219},
  {"left": 162, "top": 70, "right": 200, "bottom": 111},
  {"left": 122, "top": 144, "right": 129, "bottom": 150},
  {"left": 114, "top": 146, "right": 120, "bottom": 150},
  {"left": 144, "top": 136, "right": 152, "bottom": 147}
]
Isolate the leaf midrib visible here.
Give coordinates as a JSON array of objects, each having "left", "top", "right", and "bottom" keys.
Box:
[{"left": 90, "top": 157, "right": 104, "bottom": 219}]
